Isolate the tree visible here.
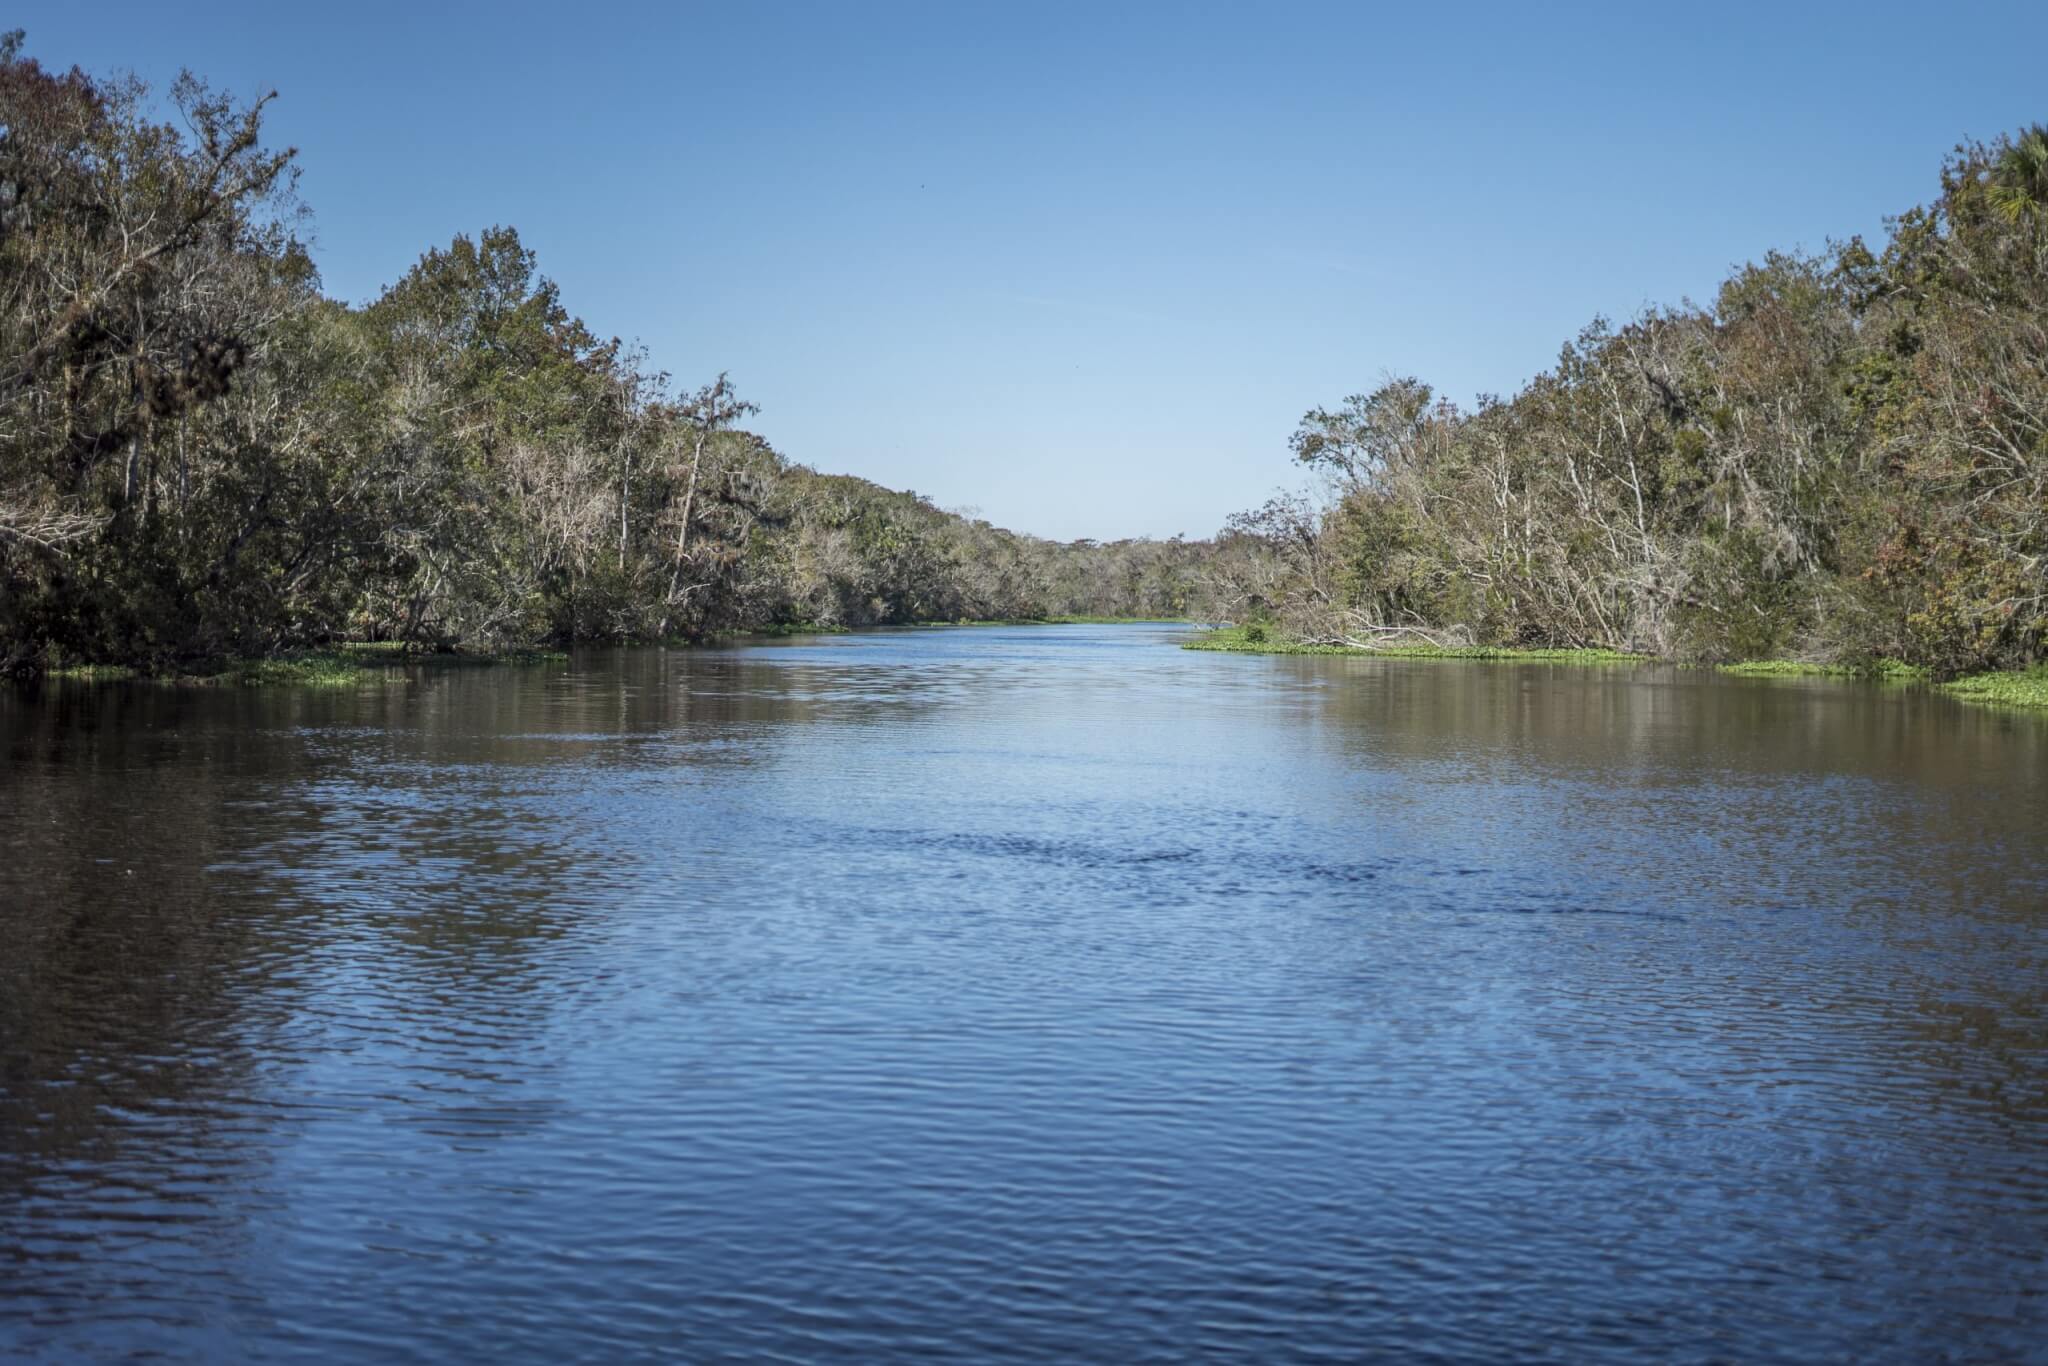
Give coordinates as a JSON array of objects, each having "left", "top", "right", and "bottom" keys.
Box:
[
  {"left": 0, "top": 31, "right": 306, "bottom": 666},
  {"left": 1988, "top": 123, "right": 2048, "bottom": 224},
  {"left": 659, "top": 373, "right": 757, "bottom": 635}
]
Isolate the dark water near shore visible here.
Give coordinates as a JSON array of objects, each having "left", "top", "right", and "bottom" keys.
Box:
[{"left": 3, "top": 624, "right": 2045, "bottom": 1362}]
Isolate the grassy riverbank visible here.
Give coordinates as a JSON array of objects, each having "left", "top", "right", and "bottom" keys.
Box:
[
  {"left": 1712, "top": 657, "right": 2048, "bottom": 706},
  {"left": 1182, "top": 626, "right": 1642, "bottom": 663},
  {"left": 1716, "top": 659, "right": 1928, "bottom": 680},
  {"left": 47, "top": 643, "right": 567, "bottom": 687},
  {"left": 35, "top": 617, "right": 1159, "bottom": 684},
  {"left": 1187, "top": 627, "right": 2048, "bottom": 709},
  {"left": 1939, "top": 664, "right": 2048, "bottom": 709}
]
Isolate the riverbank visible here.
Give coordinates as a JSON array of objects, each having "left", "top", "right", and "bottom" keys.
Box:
[
  {"left": 1181, "top": 625, "right": 1641, "bottom": 664},
  {"left": 1716, "top": 658, "right": 2048, "bottom": 709},
  {"left": 1715, "top": 659, "right": 1926, "bottom": 679},
  {"left": 43, "top": 627, "right": 2048, "bottom": 711},
  {"left": 1941, "top": 664, "right": 2048, "bottom": 708},
  {"left": 31, "top": 618, "right": 1162, "bottom": 685},
  {"left": 45, "top": 643, "right": 568, "bottom": 687},
  {"left": 1183, "top": 627, "right": 2048, "bottom": 709}
]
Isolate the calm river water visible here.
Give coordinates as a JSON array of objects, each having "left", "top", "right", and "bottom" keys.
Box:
[{"left": 3, "top": 624, "right": 2045, "bottom": 1361}]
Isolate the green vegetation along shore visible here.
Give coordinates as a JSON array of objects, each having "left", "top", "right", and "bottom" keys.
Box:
[
  {"left": 3, "top": 26, "right": 2043, "bottom": 706},
  {"left": 0, "top": 32, "right": 1202, "bottom": 681},
  {"left": 1940, "top": 665, "right": 2048, "bottom": 709},
  {"left": 46, "top": 643, "right": 567, "bottom": 687},
  {"left": 1182, "top": 626, "right": 1641, "bottom": 664},
  {"left": 1185, "top": 628, "right": 2048, "bottom": 709},
  {"left": 1195, "top": 125, "right": 2048, "bottom": 692},
  {"left": 1714, "top": 659, "right": 1926, "bottom": 679},
  {"left": 38, "top": 620, "right": 1165, "bottom": 685}
]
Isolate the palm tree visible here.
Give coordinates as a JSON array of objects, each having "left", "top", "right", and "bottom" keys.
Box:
[{"left": 1987, "top": 123, "right": 2048, "bottom": 224}]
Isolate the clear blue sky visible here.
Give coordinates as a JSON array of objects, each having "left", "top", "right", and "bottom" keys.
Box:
[{"left": 16, "top": 2, "right": 2047, "bottom": 540}]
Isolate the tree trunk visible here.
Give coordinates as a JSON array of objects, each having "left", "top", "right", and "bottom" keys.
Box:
[{"left": 659, "top": 431, "right": 708, "bottom": 636}]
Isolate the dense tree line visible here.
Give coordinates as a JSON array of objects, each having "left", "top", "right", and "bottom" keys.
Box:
[
  {"left": 1212, "top": 125, "right": 2048, "bottom": 675},
  {"left": 0, "top": 37, "right": 1202, "bottom": 676},
  {"left": 10, "top": 34, "right": 2038, "bottom": 682}
]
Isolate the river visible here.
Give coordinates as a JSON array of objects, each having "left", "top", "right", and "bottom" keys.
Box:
[{"left": 3, "top": 624, "right": 2044, "bottom": 1361}]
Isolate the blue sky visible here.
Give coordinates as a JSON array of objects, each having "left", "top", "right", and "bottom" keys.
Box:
[{"left": 16, "top": 2, "right": 2047, "bottom": 539}]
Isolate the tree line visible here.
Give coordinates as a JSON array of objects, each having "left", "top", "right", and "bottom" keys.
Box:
[
  {"left": 0, "top": 35, "right": 1204, "bottom": 676},
  {"left": 1211, "top": 125, "right": 2048, "bottom": 676},
  {"left": 6, "top": 32, "right": 2041, "bottom": 681}
]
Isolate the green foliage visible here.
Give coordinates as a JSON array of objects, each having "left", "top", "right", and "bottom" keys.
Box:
[
  {"left": 1184, "top": 626, "right": 1642, "bottom": 663},
  {"left": 5, "top": 30, "right": 2041, "bottom": 692},
  {"left": 1717, "top": 659, "right": 1925, "bottom": 679},
  {"left": 45, "top": 663, "right": 139, "bottom": 681},
  {"left": 1986, "top": 124, "right": 2048, "bottom": 224},
  {"left": 1219, "top": 123, "right": 2048, "bottom": 680},
  {"left": 45, "top": 642, "right": 567, "bottom": 686},
  {"left": 1941, "top": 664, "right": 2048, "bottom": 709},
  {"left": 1673, "top": 527, "right": 1810, "bottom": 662},
  {"left": 0, "top": 35, "right": 1207, "bottom": 679}
]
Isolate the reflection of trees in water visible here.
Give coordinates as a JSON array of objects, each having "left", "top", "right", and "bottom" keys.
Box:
[
  {"left": 1288, "top": 656, "right": 2048, "bottom": 1130},
  {"left": 0, "top": 653, "right": 838, "bottom": 1182},
  {"left": 0, "top": 672, "right": 585, "bottom": 1335},
  {"left": 266, "top": 650, "right": 811, "bottom": 974},
  {"left": 0, "top": 637, "right": 2041, "bottom": 1356},
  {"left": 0, "top": 682, "right": 314, "bottom": 1228},
  {"left": 1299, "top": 657, "right": 2048, "bottom": 793},
  {"left": 1299, "top": 659, "right": 2048, "bottom": 898}
]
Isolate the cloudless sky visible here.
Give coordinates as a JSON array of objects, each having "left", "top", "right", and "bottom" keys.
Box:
[{"left": 15, "top": 2, "right": 2047, "bottom": 540}]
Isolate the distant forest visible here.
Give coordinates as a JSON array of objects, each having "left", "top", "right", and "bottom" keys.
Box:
[
  {"left": 0, "top": 33, "right": 1202, "bottom": 676},
  {"left": 2, "top": 31, "right": 2042, "bottom": 678}
]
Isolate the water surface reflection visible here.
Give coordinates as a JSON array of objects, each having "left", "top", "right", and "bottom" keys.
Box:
[{"left": 2, "top": 627, "right": 2044, "bottom": 1360}]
